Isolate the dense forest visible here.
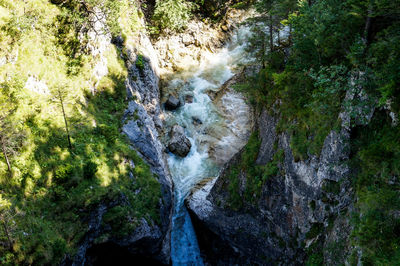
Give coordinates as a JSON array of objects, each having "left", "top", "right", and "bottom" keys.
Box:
[
  {"left": 235, "top": 0, "right": 400, "bottom": 264},
  {"left": 1, "top": 0, "right": 400, "bottom": 265}
]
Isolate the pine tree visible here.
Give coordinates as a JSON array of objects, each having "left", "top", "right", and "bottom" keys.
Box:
[{"left": 52, "top": 86, "right": 73, "bottom": 151}]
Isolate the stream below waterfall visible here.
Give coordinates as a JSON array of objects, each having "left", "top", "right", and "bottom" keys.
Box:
[{"left": 164, "top": 26, "right": 253, "bottom": 265}]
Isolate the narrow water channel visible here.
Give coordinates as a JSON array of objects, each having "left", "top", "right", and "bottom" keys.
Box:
[{"left": 165, "top": 26, "right": 253, "bottom": 265}]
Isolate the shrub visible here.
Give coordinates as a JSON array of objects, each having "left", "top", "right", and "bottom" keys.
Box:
[
  {"left": 306, "top": 223, "right": 324, "bottom": 240},
  {"left": 51, "top": 238, "right": 67, "bottom": 261},
  {"left": 152, "top": 0, "right": 194, "bottom": 33},
  {"left": 54, "top": 164, "right": 74, "bottom": 185},
  {"left": 83, "top": 161, "right": 98, "bottom": 180},
  {"left": 95, "top": 124, "right": 118, "bottom": 142},
  {"left": 306, "top": 252, "right": 324, "bottom": 266},
  {"left": 135, "top": 54, "right": 144, "bottom": 70}
]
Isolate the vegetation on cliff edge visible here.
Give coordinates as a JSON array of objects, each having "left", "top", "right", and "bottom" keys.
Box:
[
  {"left": 230, "top": 0, "right": 400, "bottom": 264},
  {"left": 0, "top": 1, "right": 161, "bottom": 264}
]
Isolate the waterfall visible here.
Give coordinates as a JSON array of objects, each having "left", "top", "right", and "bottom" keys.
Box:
[{"left": 166, "top": 26, "right": 253, "bottom": 265}]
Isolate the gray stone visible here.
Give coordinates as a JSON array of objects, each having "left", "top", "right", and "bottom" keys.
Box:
[
  {"left": 186, "top": 107, "right": 354, "bottom": 265},
  {"left": 168, "top": 125, "right": 192, "bottom": 157},
  {"left": 165, "top": 95, "right": 180, "bottom": 110},
  {"left": 192, "top": 116, "right": 203, "bottom": 125}
]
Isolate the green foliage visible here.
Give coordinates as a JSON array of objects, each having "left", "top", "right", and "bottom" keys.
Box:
[
  {"left": 306, "top": 252, "right": 324, "bottom": 266},
  {"left": 83, "top": 161, "right": 98, "bottom": 180},
  {"left": 239, "top": 0, "right": 365, "bottom": 160},
  {"left": 135, "top": 54, "right": 145, "bottom": 70},
  {"left": 290, "top": 0, "right": 363, "bottom": 68},
  {"left": 226, "top": 133, "right": 285, "bottom": 209},
  {"left": 102, "top": 206, "right": 136, "bottom": 238},
  {"left": 368, "top": 22, "right": 400, "bottom": 113},
  {"left": 0, "top": 1, "right": 160, "bottom": 264},
  {"left": 226, "top": 132, "right": 260, "bottom": 209},
  {"left": 52, "top": 0, "right": 123, "bottom": 37},
  {"left": 54, "top": 164, "right": 75, "bottom": 186},
  {"left": 229, "top": 0, "right": 400, "bottom": 263},
  {"left": 227, "top": 166, "right": 242, "bottom": 210},
  {"left": 350, "top": 111, "right": 400, "bottom": 264},
  {"left": 152, "top": 0, "right": 195, "bottom": 33},
  {"left": 242, "top": 132, "right": 263, "bottom": 203},
  {"left": 306, "top": 223, "right": 324, "bottom": 240}
]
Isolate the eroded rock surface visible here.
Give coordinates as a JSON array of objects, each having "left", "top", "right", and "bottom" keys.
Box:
[
  {"left": 187, "top": 108, "right": 354, "bottom": 264},
  {"left": 71, "top": 13, "right": 173, "bottom": 265},
  {"left": 168, "top": 124, "right": 192, "bottom": 157},
  {"left": 164, "top": 95, "right": 181, "bottom": 110}
]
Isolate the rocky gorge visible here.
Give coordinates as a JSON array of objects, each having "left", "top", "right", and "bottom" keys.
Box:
[
  {"left": 71, "top": 6, "right": 355, "bottom": 265},
  {"left": 2, "top": 0, "right": 398, "bottom": 265},
  {"left": 187, "top": 108, "right": 354, "bottom": 264},
  {"left": 68, "top": 5, "right": 254, "bottom": 265}
]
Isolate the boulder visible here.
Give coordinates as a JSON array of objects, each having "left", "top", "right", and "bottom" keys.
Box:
[
  {"left": 192, "top": 116, "right": 203, "bottom": 125},
  {"left": 168, "top": 125, "right": 192, "bottom": 157},
  {"left": 185, "top": 94, "right": 194, "bottom": 104},
  {"left": 165, "top": 95, "right": 180, "bottom": 110}
]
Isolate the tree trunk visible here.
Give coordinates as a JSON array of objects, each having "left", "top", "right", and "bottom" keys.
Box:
[
  {"left": 58, "top": 89, "right": 72, "bottom": 150},
  {"left": 1, "top": 137, "right": 12, "bottom": 176},
  {"left": 269, "top": 14, "right": 274, "bottom": 53},
  {"left": 363, "top": 6, "right": 372, "bottom": 46}
]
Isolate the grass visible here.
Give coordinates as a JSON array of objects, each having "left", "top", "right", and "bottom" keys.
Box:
[{"left": 0, "top": 1, "right": 161, "bottom": 264}]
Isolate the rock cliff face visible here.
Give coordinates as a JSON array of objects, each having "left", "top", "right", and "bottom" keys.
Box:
[
  {"left": 68, "top": 14, "right": 173, "bottom": 265},
  {"left": 119, "top": 29, "right": 173, "bottom": 263},
  {"left": 187, "top": 107, "right": 355, "bottom": 264}
]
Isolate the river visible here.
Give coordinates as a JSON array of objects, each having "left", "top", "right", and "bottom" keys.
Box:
[{"left": 164, "top": 26, "right": 253, "bottom": 265}]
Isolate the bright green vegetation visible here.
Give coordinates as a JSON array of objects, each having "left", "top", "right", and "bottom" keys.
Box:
[
  {"left": 151, "top": 0, "right": 197, "bottom": 33},
  {"left": 234, "top": 0, "right": 400, "bottom": 264},
  {"left": 0, "top": 0, "right": 160, "bottom": 264},
  {"left": 135, "top": 54, "right": 145, "bottom": 70},
  {"left": 150, "top": 0, "right": 252, "bottom": 34}
]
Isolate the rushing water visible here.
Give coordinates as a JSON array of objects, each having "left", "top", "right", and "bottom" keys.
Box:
[{"left": 165, "top": 26, "right": 253, "bottom": 265}]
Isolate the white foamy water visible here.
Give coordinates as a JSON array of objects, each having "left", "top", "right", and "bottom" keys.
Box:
[{"left": 167, "top": 26, "right": 253, "bottom": 265}]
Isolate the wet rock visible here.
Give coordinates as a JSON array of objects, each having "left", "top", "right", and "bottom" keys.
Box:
[
  {"left": 168, "top": 125, "right": 192, "bottom": 157},
  {"left": 165, "top": 95, "right": 180, "bottom": 110},
  {"left": 187, "top": 107, "right": 354, "bottom": 265},
  {"left": 185, "top": 94, "right": 194, "bottom": 103},
  {"left": 111, "top": 35, "right": 124, "bottom": 47},
  {"left": 192, "top": 116, "right": 203, "bottom": 125},
  {"left": 152, "top": 8, "right": 250, "bottom": 75}
]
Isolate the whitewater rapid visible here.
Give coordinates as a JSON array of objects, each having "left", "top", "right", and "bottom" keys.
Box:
[{"left": 165, "top": 26, "right": 253, "bottom": 265}]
